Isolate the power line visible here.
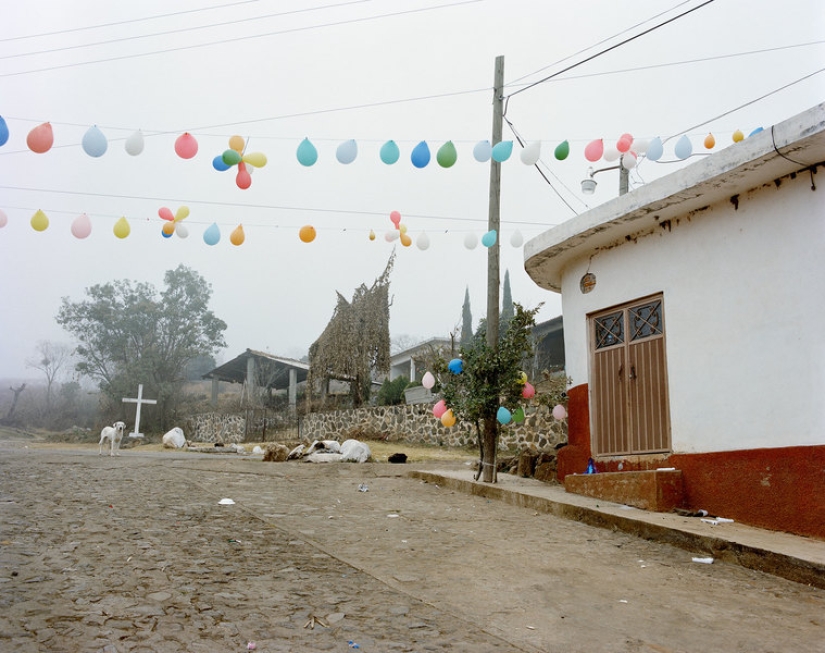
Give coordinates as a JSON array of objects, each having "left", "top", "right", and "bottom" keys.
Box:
[{"left": 0, "top": 0, "right": 483, "bottom": 78}]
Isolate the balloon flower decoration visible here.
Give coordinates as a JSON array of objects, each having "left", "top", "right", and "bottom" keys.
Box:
[
  {"left": 159, "top": 206, "right": 190, "bottom": 239},
  {"left": 385, "top": 210, "right": 413, "bottom": 247},
  {"left": 213, "top": 135, "right": 267, "bottom": 189}
]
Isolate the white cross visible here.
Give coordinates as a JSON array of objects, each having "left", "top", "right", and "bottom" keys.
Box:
[{"left": 122, "top": 384, "right": 157, "bottom": 439}]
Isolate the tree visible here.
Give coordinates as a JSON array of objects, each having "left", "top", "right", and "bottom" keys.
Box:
[
  {"left": 377, "top": 375, "right": 410, "bottom": 406},
  {"left": 500, "top": 270, "right": 514, "bottom": 332},
  {"left": 25, "top": 341, "right": 73, "bottom": 412},
  {"left": 460, "top": 287, "right": 473, "bottom": 348},
  {"left": 434, "top": 303, "right": 540, "bottom": 483},
  {"left": 56, "top": 265, "right": 227, "bottom": 429}
]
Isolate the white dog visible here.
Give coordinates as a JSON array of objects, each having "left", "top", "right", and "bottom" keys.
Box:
[{"left": 99, "top": 421, "right": 126, "bottom": 456}]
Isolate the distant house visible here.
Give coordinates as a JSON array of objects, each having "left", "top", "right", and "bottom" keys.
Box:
[
  {"left": 388, "top": 337, "right": 453, "bottom": 382},
  {"left": 524, "top": 103, "right": 825, "bottom": 539}
]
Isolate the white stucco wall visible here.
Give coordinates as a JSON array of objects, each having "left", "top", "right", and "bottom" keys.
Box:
[{"left": 559, "top": 172, "right": 824, "bottom": 453}]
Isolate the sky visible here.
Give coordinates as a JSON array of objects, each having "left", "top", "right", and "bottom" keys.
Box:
[{"left": 1, "top": 0, "right": 822, "bottom": 381}]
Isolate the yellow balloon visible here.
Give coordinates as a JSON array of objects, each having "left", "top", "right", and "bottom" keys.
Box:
[
  {"left": 399, "top": 223, "right": 408, "bottom": 234},
  {"left": 30, "top": 209, "right": 49, "bottom": 232},
  {"left": 703, "top": 133, "right": 716, "bottom": 149},
  {"left": 369, "top": 229, "right": 376, "bottom": 241},
  {"left": 229, "top": 135, "right": 245, "bottom": 153},
  {"left": 113, "top": 216, "right": 131, "bottom": 239},
  {"left": 175, "top": 206, "right": 190, "bottom": 221},
  {"left": 400, "top": 233, "right": 412, "bottom": 247},
  {"left": 517, "top": 371, "right": 528, "bottom": 385},
  {"left": 162, "top": 221, "right": 175, "bottom": 236},
  {"left": 230, "top": 224, "right": 245, "bottom": 246},
  {"left": 440, "top": 409, "right": 456, "bottom": 428},
  {"left": 732, "top": 129, "right": 744, "bottom": 143},
  {"left": 242, "top": 152, "right": 267, "bottom": 168}
]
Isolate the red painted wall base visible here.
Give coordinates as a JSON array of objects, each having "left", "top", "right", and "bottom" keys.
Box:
[{"left": 558, "top": 383, "right": 825, "bottom": 540}]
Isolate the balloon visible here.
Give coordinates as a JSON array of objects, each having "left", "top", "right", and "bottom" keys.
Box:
[
  {"left": 368, "top": 229, "right": 376, "bottom": 241},
  {"left": 554, "top": 140, "right": 570, "bottom": 160},
  {"left": 175, "top": 223, "right": 189, "bottom": 238},
  {"left": 416, "top": 231, "right": 431, "bottom": 251},
  {"left": 510, "top": 229, "right": 524, "bottom": 248},
  {"left": 646, "top": 136, "right": 664, "bottom": 161},
  {"left": 299, "top": 225, "right": 316, "bottom": 243},
  {"left": 440, "top": 409, "right": 456, "bottom": 428},
  {"left": 432, "top": 399, "right": 447, "bottom": 418},
  {"left": 473, "top": 140, "right": 492, "bottom": 162},
  {"left": 242, "top": 151, "right": 267, "bottom": 168},
  {"left": 0, "top": 209, "right": 7, "bottom": 228},
  {"left": 436, "top": 141, "right": 457, "bottom": 168},
  {"left": 616, "top": 134, "right": 633, "bottom": 153},
  {"left": 584, "top": 139, "right": 603, "bottom": 162},
  {"left": 379, "top": 140, "right": 400, "bottom": 164},
  {"left": 602, "top": 146, "right": 620, "bottom": 162},
  {"left": 421, "top": 371, "right": 435, "bottom": 389},
  {"left": 633, "top": 138, "right": 650, "bottom": 154},
  {"left": 411, "top": 141, "right": 430, "bottom": 168},
  {"left": 512, "top": 406, "right": 526, "bottom": 423},
  {"left": 621, "top": 152, "right": 637, "bottom": 169},
  {"left": 124, "top": 129, "right": 144, "bottom": 155},
  {"left": 674, "top": 134, "right": 693, "bottom": 160},
  {"left": 448, "top": 358, "right": 463, "bottom": 374},
  {"left": 297, "top": 138, "right": 318, "bottom": 166},
  {"left": 516, "top": 371, "right": 527, "bottom": 385},
  {"left": 27, "top": 122, "right": 54, "bottom": 153},
  {"left": 230, "top": 224, "right": 245, "bottom": 246},
  {"left": 390, "top": 210, "right": 401, "bottom": 227},
  {"left": 384, "top": 230, "right": 400, "bottom": 242},
  {"left": 0, "top": 115, "right": 8, "bottom": 147},
  {"left": 236, "top": 162, "right": 252, "bottom": 189},
  {"left": 400, "top": 233, "right": 412, "bottom": 247},
  {"left": 464, "top": 233, "right": 478, "bottom": 250},
  {"left": 82, "top": 125, "right": 108, "bottom": 157},
  {"left": 213, "top": 155, "right": 231, "bottom": 171},
  {"left": 522, "top": 382, "right": 535, "bottom": 399},
  {"left": 30, "top": 209, "right": 49, "bottom": 232},
  {"left": 732, "top": 129, "right": 744, "bottom": 143},
  {"left": 161, "top": 221, "right": 175, "bottom": 236},
  {"left": 174, "top": 132, "right": 198, "bottom": 159},
  {"left": 703, "top": 133, "right": 716, "bottom": 149},
  {"left": 552, "top": 404, "right": 568, "bottom": 420},
  {"left": 520, "top": 141, "right": 541, "bottom": 165},
  {"left": 229, "top": 135, "right": 245, "bottom": 152},
  {"left": 749, "top": 127, "right": 764, "bottom": 137},
  {"left": 222, "top": 149, "right": 242, "bottom": 166},
  {"left": 491, "top": 140, "right": 513, "bottom": 162},
  {"left": 336, "top": 139, "right": 358, "bottom": 164},
  {"left": 203, "top": 222, "right": 221, "bottom": 246},
  {"left": 158, "top": 207, "right": 174, "bottom": 221},
  {"left": 497, "top": 406, "right": 512, "bottom": 425},
  {"left": 481, "top": 230, "right": 497, "bottom": 247},
  {"left": 113, "top": 216, "right": 130, "bottom": 239}
]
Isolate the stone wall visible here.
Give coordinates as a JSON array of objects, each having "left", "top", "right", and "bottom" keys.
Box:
[
  {"left": 184, "top": 413, "right": 246, "bottom": 443},
  {"left": 300, "top": 404, "right": 567, "bottom": 452}
]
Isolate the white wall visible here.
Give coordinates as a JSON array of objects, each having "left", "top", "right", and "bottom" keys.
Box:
[{"left": 559, "top": 172, "right": 824, "bottom": 453}]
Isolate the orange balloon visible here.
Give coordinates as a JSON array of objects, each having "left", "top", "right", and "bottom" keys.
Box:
[
  {"left": 299, "top": 225, "right": 316, "bottom": 243},
  {"left": 230, "top": 224, "right": 245, "bottom": 246},
  {"left": 229, "top": 135, "right": 245, "bottom": 153},
  {"left": 369, "top": 229, "right": 376, "bottom": 241},
  {"left": 703, "top": 133, "right": 716, "bottom": 149},
  {"left": 440, "top": 409, "right": 456, "bottom": 428},
  {"left": 162, "top": 221, "right": 175, "bottom": 236},
  {"left": 400, "top": 233, "right": 412, "bottom": 247},
  {"left": 27, "top": 122, "right": 54, "bottom": 153}
]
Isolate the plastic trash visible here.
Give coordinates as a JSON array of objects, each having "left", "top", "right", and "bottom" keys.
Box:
[
  {"left": 692, "top": 556, "right": 714, "bottom": 564},
  {"left": 218, "top": 498, "right": 235, "bottom": 505},
  {"left": 358, "top": 483, "right": 369, "bottom": 492}
]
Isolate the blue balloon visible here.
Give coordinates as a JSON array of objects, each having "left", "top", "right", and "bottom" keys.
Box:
[
  {"left": 380, "top": 140, "right": 400, "bottom": 164},
  {"left": 0, "top": 116, "right": 8, "bottom": 147},
  {"left": 81, "top": 125, "right": 108, "bottom": 158},
  {"left": 749, "top": 127, "right": 764, "bottom": 137},
  {"left": 497, "top": 406, "right": 512, "bottom": 425},
  {"left": 212, "top": 155, "right": 231, "bottom": 171},
  {"left": 674, "top": 134, "right": 693, "bottom": 160},
  {"left": 473, "top": 140, "right": 492, "bottom": 162},
  {"left": 646, "top": 136, "right": 664, "bottom": 162},
  {"left": 448, "top": 358, "right": 463, "bottom": 374},
  {"left": 203, "top": 222, "right": 221, "bottom": 246},
  {"left": 161, "top": 227, "right": 173, "bottom": 239},
  {"left": 411, "top": 141, "right": 430, "bottom": 168},
  {"left": 481, "top": 230, "right": 497, "bottom": 248},
  {"left": 491, "top": 140, "right": 513, "bottom": 162},
  {"left": 297, "top": 137, "right": 318, "bottom": 166}
]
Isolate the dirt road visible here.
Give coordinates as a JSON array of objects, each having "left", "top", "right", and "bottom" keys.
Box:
[{"left": 1, "top": 437, "right": 822, "bottom": 652}]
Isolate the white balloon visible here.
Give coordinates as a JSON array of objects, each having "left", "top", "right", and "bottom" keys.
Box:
[
  {"left": 385, "top": 230, "right": 400, "bottom": 242},
  {"left": 464, "top": 233, "right": 478, "bottom": 250},
  {"left": 510, "top": 229, "right": 524, "bottom": 248},
  {"left": 602, "top": 146, "right": 620, "bottom": 162},
  {"left": 175, "top": 223, "right": 189, "bottom": 239},
  {"left": 421, "top": 371, "right": 435, "bottom": 389},
  {"left": 125, "top": 129, "right": 144, "bottom": 156},
  {"left": 336, "top": 139, "right": 358, "bottom": 164},
  {"left": 416, "top": 231, "right": 431, "bottom": 251},
  {"left": 520, "top": 141, "right": 541, "bottom": 165},
  {"left": 621, "top": 152, "right": 637, "bottom": 169},
  {"left": 632, "top": 138, "right": 650, "bottom": 155}
]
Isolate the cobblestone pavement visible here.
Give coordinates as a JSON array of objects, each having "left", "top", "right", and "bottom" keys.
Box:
[{"left": 1, "top": 440, "right": 823, "bottom": 653}]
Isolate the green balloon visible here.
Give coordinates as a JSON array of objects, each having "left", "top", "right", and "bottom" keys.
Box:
[
  {"left": 436, "top": 141, "right": 458, "bottom": 168},
  {"left": 513, "top": 406, "right": 526, "bottom": 423},
  {"left": 222, "top": 149, "right": 242, "bottom": 166},
  {"left": 554, "top": 140, "right": 570, "bottom": 160}
]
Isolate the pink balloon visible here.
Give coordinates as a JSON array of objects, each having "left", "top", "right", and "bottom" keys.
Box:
[
  {"left": 616, "top": 137, "right": 632, "bottom": 153},
  {"left": 552, "top": 404, "right": 567, "bottom": 420},
  {"left": 522, "top": 382, "right": 535, "bottom": 399},
  {"left": 71, "top": 213, "right": 92, "bottom": 239},
  {"left": 236, "top": 162, "right": 252, "bottom": 189},
  {"left": 584, "top": 139, "right": 603, "bottom": 162},
  {"left": 390, "top": 210, "right": 402, "bottom": 227},
  {"left": 158, "top": 207, "right": 175, "bottom": 221},
  {"left": 432, "top": 399, "right": 447, "bottom": 418},
  {"left": 422, "top": 371, "right": 435, "bottom": 390},
  {"left": 174, "top": 132, "right": 198, "bottom": 159},
  {"left": 27, "top": 122, "right": 54, "bottom": 153}
]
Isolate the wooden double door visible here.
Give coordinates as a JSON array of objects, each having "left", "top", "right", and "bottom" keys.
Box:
[{"left": 589, "top": 295, "right": 671, "bottom": 456}]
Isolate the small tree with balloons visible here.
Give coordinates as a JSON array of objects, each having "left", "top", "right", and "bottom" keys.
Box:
[{"left": 430, "top": 303, "right": 542, "bottom": 483}]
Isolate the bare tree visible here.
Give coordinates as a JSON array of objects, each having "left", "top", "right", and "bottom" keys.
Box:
[
  {"left": 26, "top": 341, "right": 73, "bottom": 412},
  {"left": 3, "top": 383, "right": 26, "bottom": 424}
]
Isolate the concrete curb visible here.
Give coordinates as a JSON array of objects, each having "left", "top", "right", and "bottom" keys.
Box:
[{"left": 407, "top": 469, "right": 825, "bottom": 590}]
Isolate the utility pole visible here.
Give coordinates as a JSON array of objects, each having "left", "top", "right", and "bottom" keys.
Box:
[{"left": 486, "top": 54, "right": 504, "bottom": 349}]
